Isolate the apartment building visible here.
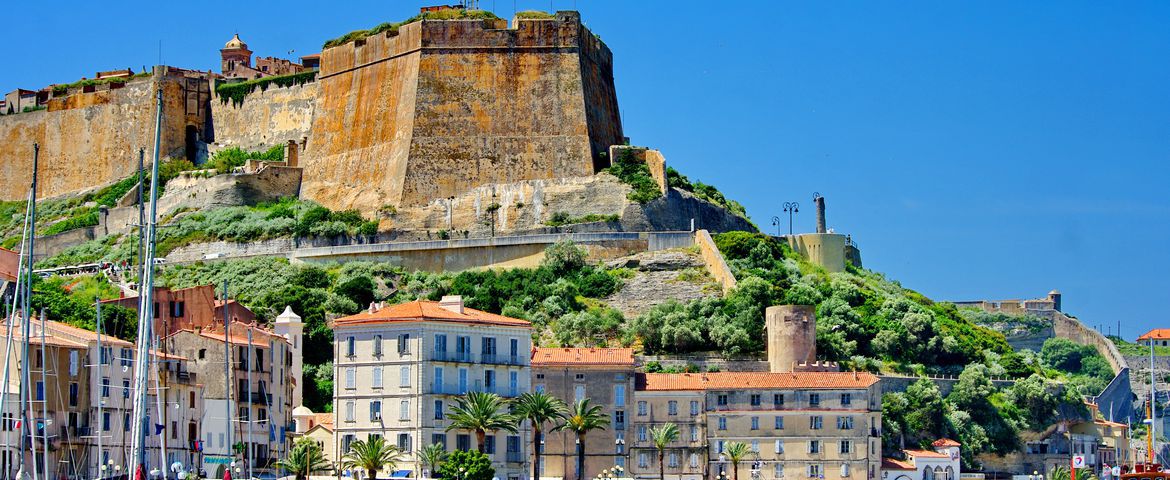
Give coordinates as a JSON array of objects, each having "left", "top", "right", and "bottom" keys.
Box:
[
  {"left": 332, "top": 296, "right": 532, "bottom": 480},
  {"left": 531, "top": 347, "right": 636, "bottom": 480},
  {"left": 165, "top": 316, "right": 301, "bottom": 478},
  {"left": 0, "top": 317, "right": 203, "bottom": 480},
  {"left": 103, "top": 284, "right": 257, "bottom": 336},
  {"left": 632, "top": 372, "right": 882, "bottom": 480}
]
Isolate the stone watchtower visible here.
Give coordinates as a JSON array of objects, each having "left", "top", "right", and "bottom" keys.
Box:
[
  {"left": 765, "top": 305, "right": 838, "bottom": 373},
  {"left": 220, "top": 34, "right": 252, "bottom": 74},
  {"left": 273, "top": 305, "right": 305, "bottom": 405}
]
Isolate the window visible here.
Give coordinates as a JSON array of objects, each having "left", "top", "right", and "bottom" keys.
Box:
[
  {"left": 775, "top": 464, "right": 785, "bottom": 478},
  {"left": 615, "top": 385, "right": 626, "bottom": 406},
  {"left": 459, "top": 369, "right": 468, "bottom": 393},
  {"left": 69, "top": 351, "right": 79, "bottom": 376},
  {"left": 690, "top": 400, "right": 700, "bottom": 415},
  {"left": 401, "top": 366, "right": 411, "bottom": 387},
  {"left": 668, "top": 401, "right": 678, "bottom": 415},
  {"left": 638, "top": 453, "right": 649, "bottom": 468},
  {"left": 718, "top": 417, "right": 727, "bottom": 430},
  {"left": 808, "top": 440, "right": 820, "bottom": 454},
  {"left": 68, "top": 383, "right": 79, "bottom": 407},
  {"left": 457, "top": 434, "right": 471, "bottom": 452},
  {"left": 750, "top": 394, "right": 762, "bottom": 406},
  {"left": 239, "top": 407, "right": 249, "bottom": 421},
  {"left": 574, "top": 385, "right": 585, "bottom": 403},
  {"left": 435, "top": 334, "right": 448, "bottom": 356},
  {"left": 481, "top": 337, "right": 497, "bottom": 361},
  {"left": 837, "top": 416, "right": 854, "bottom": 430},
  {"left": 690, "top": 453, "right": 700, "bottom": 468},
  {"left": 809, "top": 393, "right": 820, "bottom": 406},
  {"left": 34, "top": 381, "right": 43, "bottom": 401},
  {"left": 370, "top": 401, "right": 382, "bottom": 421},
  {"left": 345, "top": 402, "right": 355, "bottom": 422},
  {"left": 717, "top": 394, "right": 729, "bottom": 406},
  {"left": 435, "top": 400, "right": 444, "bottom": 420},
  {"left": 842, "top": 464, "right": 851, "bottom": 477},
  {"left": 398, "top": 433, "right": 412, "bottom": 451},
  {"left": 123, "top": 379, "right": 131, "bottom": 398},
  {"left": 717, "top": 440, "right": 725, "bottom": 453},
  {"left": 614, "top": 410, "right": 625, "bottom": 429},
  {"left": 342, "top": 435, "right": 356, "bottom": 453},
  {"left": 690, "top": 425, "right": 699, "bottom": 442},
  {"left": 810, "top": 416, "right": 823, "bottom": 430},
  {"left": 839, "top": 440, "right": 852, "bottom": 454},
  {"left": 101, "top": 378, "right": 110, "bottom": 398},
  {"left": 484, "top": 435, "right": 496, "bottom": 454},
  {"left": 637, "top": 401, "right": 648, "bottom": 416},
  {"left": 509, "top": 371, "right": 519, "bottom": 396},
  {"left": 345, "top": 367, "right": 356, "bottom": 389},
  {"left": 485, "top": 370, "right": 495, "bottom": 391},
  {"left": 775, "top": 440, "right": 785, "bottom": 454},
  {"left": 432, "top": 433, "right": 447, "bottom": 450},
  {"left": 102, "top": 412, "right": 111, "bottom": 431},
  {"left": 507, "top": 435, "right": 521, "bottom": 460},
  {"left": 575, "top": 373, "right": 585, "bottom": 381},
  {"left": 100, "top": 347, "right": 111, "bottom": 365},
  {"left": 637, "top": 425, "right": 647, "bottom": 442},
  {"left": 372, "top": 367, "right": 383, "bottom": 388},
  {"left": 775, "top": 416, "right": 784, "bottom": 429},
  {"left": 668, "top": 452, "right": 679, "bottom": 468},
  {"left": 751, "top": 440, "right": 760, "bottom": 452},
  {"left": 170, "top": 300, "right": 184, "bottom": 318},
  {"left": 400, "top": 400, "right": 410, "bottom": 420},
  {"left": 124, "top": 413, "right": 131, "bottom": 431},
  {"left": 373, "top": 335, "right": 383, "bottom": 357},
  {"left": 841, "top": 393, "right": 852, "bottom": 406},
  {"left": 510, "top": 338, "right": 519, "bottom": 359},
  {"left": 751, "top": 416, "right": 759, "bottom": 430},
  {"left": 398, "top": 334, "right": 411, "bottom": 355},
  {"left": 346, "top": 336, "right": 355, "bottom": 357},
  {"left": 808, "top": 465, "right": 821, "bottom": 478},
  {"left": 121, "top": 348, "right": 132, "bottom": 367}
]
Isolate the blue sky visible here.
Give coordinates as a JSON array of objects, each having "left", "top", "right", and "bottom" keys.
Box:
[{"left": 4, "top": 1, "right": 1167, "bottom": 338}]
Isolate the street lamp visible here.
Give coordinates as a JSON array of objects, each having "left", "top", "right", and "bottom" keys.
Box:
[
  {"left": 770, "top": 216, "right": 781, "bottom": 237},
  {"left": 782, "top": 202, "right": 799, "bottom": 236}
]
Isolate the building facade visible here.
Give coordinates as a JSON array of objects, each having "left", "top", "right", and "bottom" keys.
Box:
[
  {"left": 332, "top": 296, "right": 532, "bottom": 480},
  {"left": 532, "top": 347, "right": 636, "bottom": 480},
  {"left": 632, "top": 372, "right": 882, "bottom": 480}
]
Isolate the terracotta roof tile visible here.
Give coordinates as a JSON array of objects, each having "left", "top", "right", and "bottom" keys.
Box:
[
  {"left": 44, "top": 319, "right": 134, "bottom": 347},
  {"left": 882, "top": 458, "right": 916, "bottom": 470},
  {"left": 1138, "top": 329, "right": 1170, "bottom": 341},
  {"left": 532, "top": 348, "right": 634, "bottom": 366},
  {"left": 334, "top": 300, "right": 530, "bottom": 329},
  {"left": 637, "top": 372, "right": 879, "bottom": 391},
  {"left": 905, "top": 449, "right": 949, "bottom": 459},
  {"left": 313, "top": 412, "right": 334, "bottom": 428},
  {"left": 932, "top": 438, "right": 961, "bottom": 447}
]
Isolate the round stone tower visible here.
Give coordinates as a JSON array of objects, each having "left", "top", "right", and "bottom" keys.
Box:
[{"left": 766, "top": 305, "right": 817, "bottom": 373}]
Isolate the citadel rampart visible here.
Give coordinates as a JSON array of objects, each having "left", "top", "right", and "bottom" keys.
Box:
[
  {"left": 208, "top": 80, "right": 317, "bottom": 152},
  {"left": 0, "top": 67, "right": 208, "bottom": 200},
  {"left": 301, "top": 12, "right": 623, "bottom": 213}
]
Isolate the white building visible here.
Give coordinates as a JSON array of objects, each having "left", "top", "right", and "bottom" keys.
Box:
[
  {"left": 333, "top": 296, "right": 532, "bottom": 480},
  {"left": 881, "top": 439, "right": 961, "bottom": 480}
]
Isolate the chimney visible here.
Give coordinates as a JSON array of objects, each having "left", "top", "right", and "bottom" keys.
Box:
[
  {"left": 368, "top": 302, "right": 377, "bottom": 314},
  {"left": 814, "top": 194, "right": 827, "bottom": 234},
  {"left": 439, "top": 295, "right": 464, "bottom": 314}
]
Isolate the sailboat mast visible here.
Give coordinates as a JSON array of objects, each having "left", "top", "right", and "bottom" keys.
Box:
[
  {"left": 38, "top": 309, "right": 49, "bottom": 480},
  {"left": 96, "top": 299, "right": 104, "bottom": 480},
  {"left": 223, "top": 280, "right": 233, "bottom": 480},
  {"left": 1152, "top": 336, "right": 1157, "bottom": 464},
  {"left": 0, "top": 189, "right": 32, "bottom": 480},
  {"left": 130, "top": 75, "right": 165, "bottom": 480},
  {"left": 20, "top": 143, "right": 40, "bottom": 480}
]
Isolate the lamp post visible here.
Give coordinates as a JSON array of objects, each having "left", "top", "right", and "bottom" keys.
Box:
[
  {"left": 782, "top": 202, "right": 799, "bottom": 236},
  {"left": 770, "top": 216, "right": 781, "bottom": 237}
]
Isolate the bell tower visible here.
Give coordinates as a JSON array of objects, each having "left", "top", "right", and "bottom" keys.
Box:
[{"left": 220, "top": 33, "right": 252, "bottom": 75}]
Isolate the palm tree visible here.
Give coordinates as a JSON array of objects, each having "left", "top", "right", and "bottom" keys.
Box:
[
  {"left": 416, "top": 443, "right": 449, "bottom": 478},
  {"left": 512, "top": 392, "right": 568, "bottom": 480},
  {"left": 342, "top": 436, "right": 404, "bottom": 480},
  {"left": 649, "top": 423, "right": 680, "bottom": 480},
  {"left": 553, "top": 398, "right": 610, "bottom": 480},
  {"left": 724, "top": 441, "right": 751, "bottom": 480},
  {"left": 276, "top": 438, "right": 333, "bottom": 480},
  {"left": 446, "top": 391, "right": 519, "bottom": 452}
]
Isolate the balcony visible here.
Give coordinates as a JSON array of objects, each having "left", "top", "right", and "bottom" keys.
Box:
[
  {"left": 430, "top": 382, "right": 517, "bottom": 397},
  {"left": 507, "top": 452, "right": 524, "bottom": 463},
  {"left": 432, "top": 352, "right": 525, "bottom": 366},
  {"left": 237, "top": 389, "right": 273, "bottom": 405},
  {"left": 432, "top": 351, "right": 474, "bottom": 363}
]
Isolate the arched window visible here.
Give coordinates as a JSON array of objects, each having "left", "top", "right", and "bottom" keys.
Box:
[
  {"left": 945, "top": 466, "right": 955, "bottom": 480},
  {"left": 934, "top": 466, "right": 944, "bottom": 480},
  {"left": 924, "top": 467, "right": 934, "bottom": 480}
]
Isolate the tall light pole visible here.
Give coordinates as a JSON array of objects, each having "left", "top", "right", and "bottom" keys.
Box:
[
  {"left": 770, "top": 216, "right": 781, "bottom": 237},
  {"left": 782, "top": 202, "right": 799, "bottom": 236}
]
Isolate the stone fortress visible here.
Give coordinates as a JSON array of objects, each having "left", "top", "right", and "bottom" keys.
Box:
[{"left": 0, "top": 7, "right": 746, "bottom": 236}]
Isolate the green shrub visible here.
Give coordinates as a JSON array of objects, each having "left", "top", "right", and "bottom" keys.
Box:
[
  {"left": 604, "top": 149, "right": 662, "bottom": 204},
  {"left": 515, "top": 10, "right": 555, "bottom": 19},
  {"left": 208, "top": 145, "right": 285, "bottom": 173},
  {"left": 322, "top": 9, "right": 499, "bottom": 49},
  {"left": 216, "top": 71, "right": 318, "bottom": 106},
  {"left": 545, "top": 212, "right": 620, "bottom": 227},
  {"left": 41, "top": 211, "right": 100, "bottom": 236}
]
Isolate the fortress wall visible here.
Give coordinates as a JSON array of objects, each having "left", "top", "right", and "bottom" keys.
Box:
[
  {"left": 0, "top": 75, "right": 191, "bottom": 200},
  {"left": 300, "top": 22, "right": 424, "bottom": 213},
  {"left": 577, "top": 22, "right": 623, "bottom": 169},
  {"left": 208, "top": 81, "right": 318, "bottom": 152}
]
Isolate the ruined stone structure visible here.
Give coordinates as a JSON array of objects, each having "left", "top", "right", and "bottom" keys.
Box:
[
  {"left": 301, "top": 11, "right": 622, "bottom": 212},
  {"left": 765, "top": 305, "right": 839, "bottom": 373}
]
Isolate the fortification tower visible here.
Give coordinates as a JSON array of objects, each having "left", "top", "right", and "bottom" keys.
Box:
[
  {"left": 220, "top": 34, "right": 253, "bottom": 74},
  {"left": 765, "top": 305, "right": 839, "bottom": 373}
]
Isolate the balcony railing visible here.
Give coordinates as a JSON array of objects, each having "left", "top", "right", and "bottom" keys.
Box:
[
  {"left": 431, "top": 352, "right": 525, "bottom": 366},
  {"left": 507, "top": 452, "right": 524, "bottom": 463},
  {"left": 431, "top": 382, "right": 517, "bottom": 397},
  {"left": 237, "top": 389, "right": 273, "bottom": 405}
]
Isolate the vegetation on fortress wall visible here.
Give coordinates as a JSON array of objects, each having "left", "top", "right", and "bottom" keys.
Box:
[
  {"left": 322, "top": 9, "right": 500, "bottom": 49},
  {"left": 666, "top": 167, "right": 750, "bottom": 220},
  {"left": 207, "top": 145, "right": 285, "bottom": 174},
  {"left": 216, "top": 70, "right": 318, "bottom": 106},
  {"left": 514, "top": 10, "right": 555, "bottom": 19},
  {"left": 603, "top": 150, "right": 662, "bottom": 203},
  {"left": 51, "top": 71, "right": 152, "bottom": 95}
]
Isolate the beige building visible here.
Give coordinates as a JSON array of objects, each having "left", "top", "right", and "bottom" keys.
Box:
[
  {"left": 333, "top": 296, "right": 533, "bottom": 480},
  {"left": 632, "top": 372, "right": 882, "bottom": 480},
  {"left": 531, "top": 347, "right": 636, "bottom": 480}
]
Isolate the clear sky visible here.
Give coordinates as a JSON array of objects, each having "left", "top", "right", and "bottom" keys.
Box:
[{"left": 3, "top": 1, "right": 1167, "bottom": 338}]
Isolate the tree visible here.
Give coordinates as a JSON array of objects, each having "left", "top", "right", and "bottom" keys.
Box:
[
  {"left": 277, "top": 438, "right": 333, "bottom": 480},
  {"left": 724, "top": 441, "right": 751, "bottom": 480},
  {"left": 542, "top": 240, "right": 587, "bottom": 275},
  {"left": 650, "top": 423, "right": 680, "bottom": 480},
  {"left": 438, "top": 450, "right": 495, "bottom": 480},
  {"left": 512, "top": 392, "right": 568, "bottom": 480},
  {"left": 416, "top": 443, "right": 448, "bottom": 478},
  {"left": 554, "top": 398, "right": 610, "bottom": 480},
  {"left": 341, "top": 436, "right": 403, "bottom": 480},
  {"left": 446, "top": 391, "right": 518, "bottom": 452}
]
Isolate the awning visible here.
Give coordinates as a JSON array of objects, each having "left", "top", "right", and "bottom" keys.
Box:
[{"left": 390, "top": 470, "right": 413, "bottom": 478}]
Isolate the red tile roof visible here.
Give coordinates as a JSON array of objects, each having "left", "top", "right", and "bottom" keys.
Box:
[
  {"left": 882, "top": 458, "right": 916, "bottom": 471},
  {"left": 932, "top": 438, "right": 961, "bottom": 447},
  {"left": 0, "top": 247, "right": 19, "bottom": 282},
  {"left": 531, "top": 348, "right": 634, "bottom": 366},
  {"left": 313, "top": 413, "right": 334, "bottom": 429},
  {"left": 333, "top": 300, "right": 530, "bottom": 328},
  {"left": 637, "top": 371, "right": 879, "bottom": 391},
  {"left": 1138, "top": 329, "right": 1170, "bottom": 341},
  {"left": 905, "top": 449, "right": 949, "bottom": 459}
]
